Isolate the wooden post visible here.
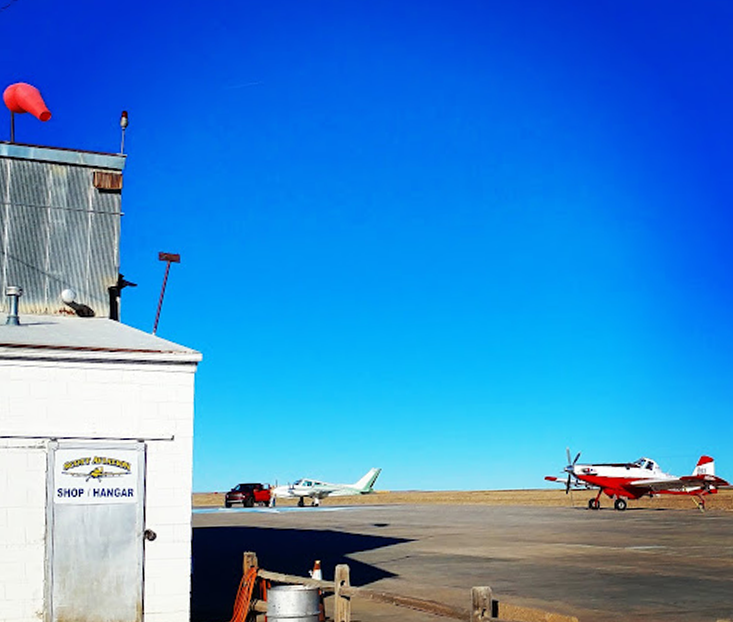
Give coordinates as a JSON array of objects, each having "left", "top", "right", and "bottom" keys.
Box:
[
  {"left": 471, "top": 586, "right": 493, "bottom": 621},
  {"left": 243, "top": 551, "right": 258, "bottom": 575},
  {"left": 240, "top": 553, "right": 260, "bottom": 622},
  {"left": 334, "top": 564, "right": 351, "bottom": 622}
]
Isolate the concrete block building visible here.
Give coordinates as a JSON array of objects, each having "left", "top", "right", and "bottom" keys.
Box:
[{"left": 0, "top": 140, "right": 201, "bottom": 622}]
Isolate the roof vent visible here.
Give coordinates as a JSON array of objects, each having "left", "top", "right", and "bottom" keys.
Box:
[{"left": 5, "top": 285, "right": 22, "bottom": 325}]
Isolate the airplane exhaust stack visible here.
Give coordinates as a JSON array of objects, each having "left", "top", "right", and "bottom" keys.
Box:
[{"left": 4, "top": 83, "right": 52, "bottom": 121}]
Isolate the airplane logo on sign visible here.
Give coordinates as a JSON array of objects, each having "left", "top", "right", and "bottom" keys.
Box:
[{"left": 62, "top": 456, "right": 131, "bottom": 482}]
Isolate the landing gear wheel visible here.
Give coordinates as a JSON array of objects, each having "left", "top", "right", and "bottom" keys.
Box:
[
  {"left": 614, "top": 498, "right": 627, "bottom": 511},
  {"left": 588, "top": 498, "right": 600, "bottom": 510},
  {"left": 298, "top": 497, "right": 305, "bottom": 507}
]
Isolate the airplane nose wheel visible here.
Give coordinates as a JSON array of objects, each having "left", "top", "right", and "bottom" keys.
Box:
[
  {"left": 613, "top": 498, "right": 627, "bottom": 511},
  {"left": 588, "top": 498, "right": 600, "bottom": 510}
]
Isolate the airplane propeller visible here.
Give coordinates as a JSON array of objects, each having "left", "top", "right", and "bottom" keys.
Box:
[{"left": 563, "top": 448, "right": 581, "bottom": 495}]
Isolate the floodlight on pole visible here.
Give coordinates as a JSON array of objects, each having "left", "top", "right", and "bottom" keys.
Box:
[
  {"left": 153, "top": 252, "right": 180, "bottom": 335},
  {"left": 120, "top": 110, "right": 129, "bottom": 154}
]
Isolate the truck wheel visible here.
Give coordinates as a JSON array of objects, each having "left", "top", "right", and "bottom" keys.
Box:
[{"left": 244, "top": 497, "right": 254, "bottom": 508}]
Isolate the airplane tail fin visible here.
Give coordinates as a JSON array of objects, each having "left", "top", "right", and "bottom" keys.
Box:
[
  {"left": 354, "top": 468, "right": 382, "bottom": 493},
  {"left": 693, "top": 456, "right": 715, "bottom": 477}
]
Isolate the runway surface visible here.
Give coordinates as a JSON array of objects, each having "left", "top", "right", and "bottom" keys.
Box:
[
  {"left": 191, "top": 504, "right": 733, "bottom": 622},
  {"left": 193, "top": 505, "right": 365, "bottom": 514}
]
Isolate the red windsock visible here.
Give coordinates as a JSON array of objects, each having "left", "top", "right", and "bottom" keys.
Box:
[{"left": 3, "top": 83, "right": 52, "bottom": 121}]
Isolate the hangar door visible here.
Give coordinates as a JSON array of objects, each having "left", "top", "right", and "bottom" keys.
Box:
[{"left": 46, "top": 442, "right": 146, "bottom": 622}]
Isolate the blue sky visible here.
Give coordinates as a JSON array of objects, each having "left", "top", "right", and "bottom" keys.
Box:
[{"left": 3, "top": 1, "right": 733, "bottom": 491}]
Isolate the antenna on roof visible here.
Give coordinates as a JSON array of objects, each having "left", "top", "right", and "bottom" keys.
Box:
[{"left": 119, "top": 110, "right": 129, "bottom": 154}]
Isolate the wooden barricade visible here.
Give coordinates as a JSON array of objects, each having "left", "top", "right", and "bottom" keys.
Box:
[{"left": 240, "top": 551, "right": 516, "bottom": 621}]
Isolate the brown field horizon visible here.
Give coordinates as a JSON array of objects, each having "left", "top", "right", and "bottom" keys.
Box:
[{"left": 193, "top": 487, "right": 733, "bottom": 511}]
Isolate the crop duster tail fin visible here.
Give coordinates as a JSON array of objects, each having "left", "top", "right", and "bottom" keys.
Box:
[{"left": 693, "top": 456, "right": 715, "bottom": 477}]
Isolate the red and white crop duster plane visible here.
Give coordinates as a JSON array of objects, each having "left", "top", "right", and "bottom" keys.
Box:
[{"left": 545, "top": 450, "right": 731, "bottom": 511}]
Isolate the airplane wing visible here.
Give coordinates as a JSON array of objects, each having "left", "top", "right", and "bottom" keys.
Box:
[
  {"left": 630, "top": 474, "right": 731, "bottom": 491},
  {"left": 544, "top": 476, "right": 595, "bottom": 490},
  {"left": 325, "top": 488, "right": 361, "bottom": 497},
  {"left": 679, "top": 474, "right": 732, "bottom": 488}
]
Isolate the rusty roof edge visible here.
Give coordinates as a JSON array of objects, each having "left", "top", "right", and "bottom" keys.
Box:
[
  {"left": 0, "top": 342, "right": 202, "bottom": 365},
  {"left": 0, "top": 142, "right": 126, "bottom": 171}
]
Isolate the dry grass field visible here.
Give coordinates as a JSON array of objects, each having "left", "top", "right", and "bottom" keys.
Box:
[{"left": 193, "top": 488, "right": 733, "bottom": 510}]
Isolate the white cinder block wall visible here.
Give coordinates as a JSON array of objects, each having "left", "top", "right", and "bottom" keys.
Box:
[
  {"left": 0, "top": 357, "right": 198, "bottom": 622},
  {"left": 0, "top": 441, "right": 47, "bottom": 621}
]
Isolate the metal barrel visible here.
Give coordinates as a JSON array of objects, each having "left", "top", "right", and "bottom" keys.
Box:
[{"left": 267, "top": 585, "right": 320, "bottom": 622}]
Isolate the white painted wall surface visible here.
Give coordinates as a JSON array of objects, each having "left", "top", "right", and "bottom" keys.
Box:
[
  {"left": 0, "top": 440, "right": 48, "bottom": 621},
  {"left": 0, "top": 358, "right": 198, "bottom": 622}
]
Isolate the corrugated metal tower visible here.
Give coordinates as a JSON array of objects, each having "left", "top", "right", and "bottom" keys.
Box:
[{"left": 0, "top": 143, "right": 126, "bottom": 318}]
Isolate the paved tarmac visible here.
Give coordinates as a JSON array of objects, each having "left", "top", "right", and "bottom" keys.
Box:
[{"left": 191, "top": 504, "right": 733, "bottom": 622}]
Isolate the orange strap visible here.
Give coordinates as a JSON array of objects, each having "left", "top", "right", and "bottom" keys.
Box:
[{"left": 228, "top": 567, "right": 259, "bottom": 622}]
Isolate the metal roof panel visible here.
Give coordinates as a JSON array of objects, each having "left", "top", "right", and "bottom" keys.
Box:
[
  {"left": 0, "top": 315, "right": 201, "bottom": 363},
  {"left": 0, "top": 142, "right": 126, "bottom": 171}
]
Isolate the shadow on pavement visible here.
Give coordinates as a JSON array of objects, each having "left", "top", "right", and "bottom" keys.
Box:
[{"left": 191, "top": 526, "right": 412, "bottom": 622}]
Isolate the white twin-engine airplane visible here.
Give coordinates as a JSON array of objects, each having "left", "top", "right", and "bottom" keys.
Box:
[
  {"left": 272, "top": 468, "right": 382, "bottom": 507},
  {"left": 545, "top": 450, "right": 730, "bottom": 511}
]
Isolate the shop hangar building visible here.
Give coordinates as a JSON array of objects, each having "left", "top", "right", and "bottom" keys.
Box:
[{"left": 0, "top": 90, "right": 201, "bottom": 622}]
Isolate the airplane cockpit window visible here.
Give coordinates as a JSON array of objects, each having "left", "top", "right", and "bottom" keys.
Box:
[{"left": 633, "top": 458, "right": 655, "bottom": 470}]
